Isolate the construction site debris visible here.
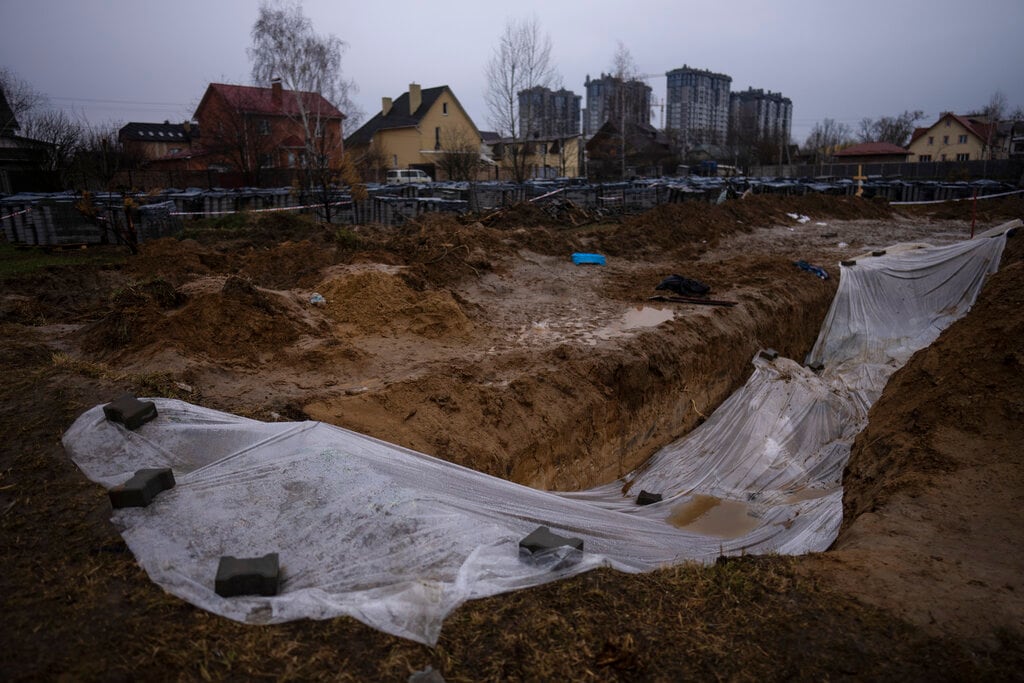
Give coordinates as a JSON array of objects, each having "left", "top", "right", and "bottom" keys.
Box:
[
  {"left": 793, "top": 260, "right": 829, "bottom": 279},
  {"left": 654, "top": 275, "right": 711, "bottom": 296}
]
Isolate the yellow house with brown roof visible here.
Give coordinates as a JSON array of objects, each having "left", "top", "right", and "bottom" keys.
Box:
[
  {"left": 907, "top": 112, "right": 998, "bottom": 163},
  {"left": 345, "top": 83, "right": 482, "bottom": 181}
]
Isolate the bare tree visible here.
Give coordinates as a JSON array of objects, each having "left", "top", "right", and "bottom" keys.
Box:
[
  {"left": 856, "top": 117, "right": 875, "bottom": 143},
  {"left": 353, "top": 137, "right": 389, "bottom": 183},
  {"left": 73, "top": 122, "right": 133, "bottom": 190},
  {"left": 804, "top": 118, "right": 854, "bottom": 165},
  {"left": 607, "top": 41, "right": 650, "bottom": 178},
  {"left": 856, "top": 110, "right": 924, "bottom": 147},
  {"left": 201, "top": 96, "right": 278, "bottom": 186},
  {"left": 435, "top": 127, "right": 483, "bottom": 181},
  {"left": 249, "top": 0, "right": 360, "bottom": 220},
  {"left": 484, "top": 15, "right": 558, "bottom": 183},
  {"left": 727, "top": 110, "right": 779, "bottom": 170},
  {"left": 20, "top": 109, "right": 84, "bottom": 184},
  {"left": 0, "top": 67, "right": 46, "bottom": 134},
  {"left": 981, "top": 90, "right": 1008, "bottom": 121}
]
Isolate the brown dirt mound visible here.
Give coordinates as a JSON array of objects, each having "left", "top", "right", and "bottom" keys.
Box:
[
  {"left": 476, "top": 201, "right": 556, "bottom": 228},
  {"left": 318, "top": 269, "right": 474, "bottom": 339},
  {"left": 897, "top": 195, "right": 1024, "bottom": 222},
  {"left": 588, "top": 194, "right": 893, "bottom": 258},
  {"left": 841, "top": 232, "right": 1024, "bottom": 526},
  {"left": 780, "top": 193, "right": 892, "bottom": 220},
  {"left": 80, "top": 275, "right": 315, "bottom": 364},
  {"left": 78, "top": 278, "right": 187, "bottom": 352},
  {"left": 377, "top": 213, "right": 523, "bottom": 287},
  {"left": 128, "top": 238, "right": 224, "bottom": 286},
  {"left": 239, "top": 239, "right": 338, "bottom": 290},
  {"left": 155, "top": 276, "right": 315, "bottom": 362}
]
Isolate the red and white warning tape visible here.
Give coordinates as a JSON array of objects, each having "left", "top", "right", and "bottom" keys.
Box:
[{"left": 0, "top": 207, "right": 33, "bottom": 221}]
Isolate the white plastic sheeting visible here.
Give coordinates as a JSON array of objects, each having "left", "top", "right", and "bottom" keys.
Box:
[{"left": 62, "top": 229, "right": 1010, "bottom": 645}]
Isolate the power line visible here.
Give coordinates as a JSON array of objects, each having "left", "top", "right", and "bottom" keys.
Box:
[{"left": 48, "top": 95, "right": 187, "bottom": 107}]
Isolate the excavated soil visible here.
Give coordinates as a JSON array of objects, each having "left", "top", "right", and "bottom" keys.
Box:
[{"left": 1, "top": 194, "right": 1022, "bottom": 680}]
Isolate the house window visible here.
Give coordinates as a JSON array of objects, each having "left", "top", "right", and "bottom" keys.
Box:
[
  {"left": 435, "top": 126, "right": 441, "bottom": 150},
  {"left": 927, "top": 136, "right": 934, "bottom": 145},
  {"left": 918, "top": 154, "right": 931, "bottom": 162},
  {"left": 287, "top": 151, "right": 296, "bottom": 167},
  {"left": 258, "top": 119, "right": 271, "bottom": 136},
  {"left": 940, "top": 154, "right": 947, "bottom": 161},
  {"left": 259, "top": 153, "right": 274, "bottom": 168},
  {"left": 958, "top": 134, "right": 968, "bottom": 144},
  {"left": 956, "top": 153, "right": 969, "bottom": 161},
  {"left": 943, "top": 135, "right": 949, "bottom": 144},
  {"left": 392, "top": 154, "right": 398, "bottom": 167},
  {"left": 442, "top": 102, "right": 448, "bottom": 115}
]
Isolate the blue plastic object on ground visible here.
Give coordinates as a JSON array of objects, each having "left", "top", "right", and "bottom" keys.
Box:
[
  {"left": 572, "top": 253, "right": 606, "bottom": 266},
  {"left": 794, "top": 260, "right": 829, "bottom": 280}
]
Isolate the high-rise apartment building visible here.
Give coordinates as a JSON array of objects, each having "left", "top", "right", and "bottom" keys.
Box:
[
  {"left": 665, "top": 66, "right": 732, "bottom": 145},
  {"left": 582, "top": 74, "right": 652, "bottom": 138},
  {"left": 729, "top": 88, "right": 792, "bottom": 143},
  {"left": 518, "top": 86, "right": 581, "bottom": 139}
]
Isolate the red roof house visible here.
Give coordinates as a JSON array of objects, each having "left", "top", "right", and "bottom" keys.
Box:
[
  {"left": 154, "top": 81, "right": 346, "bottom": 183},
  {"left": 833, "top": 142, "right": 910, "bottom": 163}
]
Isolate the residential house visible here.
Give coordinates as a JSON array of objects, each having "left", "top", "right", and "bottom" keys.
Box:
[
  {"left": 833, "top": 142, "right": 910, "bottom": 164},
  {"left": 907, "top": 112, "right": 998, "bottom": 163},
  {"left": 585, "top": 120, "right": 675, "bottom": 180},
  {"left": 1009, "top": 121, "right": 1024, "bottom": 160},
  {"left": 345, "top": 83, "right": 481, "bottom": 182},
  {"left": 119, "top": 121, "right": 199, "bottom": 163},
  {"left": 0, "top": 87, "right": 56, "bottom": 193},
  {"left": 151, "top": 80, "right": 345, "bottom": 185},
  {"left": 489, "top": 134, "right": 582, "bottom": 180}
]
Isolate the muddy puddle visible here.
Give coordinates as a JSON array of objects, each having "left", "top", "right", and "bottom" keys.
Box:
[{"left": 667, "top": 494, "right": 760, "bottom": 538}]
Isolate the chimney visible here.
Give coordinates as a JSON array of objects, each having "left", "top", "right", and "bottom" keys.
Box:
[
  {"left": 382, "top": 96, "right": 393, "bottom": 116},
  {"left": 182, "top": 120, "right": 191, "bottom": 134},
  {"left": 408, "top": 83, "right": 421, "bottom": 115},
  {"left": 271, "top": 77, "right": 282, "bottom": 106}
]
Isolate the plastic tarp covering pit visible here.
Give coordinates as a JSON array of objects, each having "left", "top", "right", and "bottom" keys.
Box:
[{"left": 62, "top": 230, "right": 1009, "bottom": 645}]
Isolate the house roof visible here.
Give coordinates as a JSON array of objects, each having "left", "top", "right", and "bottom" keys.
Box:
[
  {"left": 199, "top": 83, "right": 344, "bottom": 120},
  {"left": 909, "top": 112, "right": 996, "bottom": 145},
  {"left": 344, "top": 85, "right": 449, "bottom": 147},
  {"left": 0, "top": 87, "right": 18, "bottom": 137},
  {"left": 119, "top": 121, "right": 198, "bottom": 143},
  {"left": 834, "top": 142, "right": 909, "bottom": 157}
]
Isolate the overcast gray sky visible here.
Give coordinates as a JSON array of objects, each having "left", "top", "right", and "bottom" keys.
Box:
[{"left": 2, "top": 0, "right": 1022, "bottom": 143}]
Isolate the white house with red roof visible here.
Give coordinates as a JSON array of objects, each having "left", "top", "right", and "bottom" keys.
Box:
[{"left": 906, "top": 112, "right": 1000, "bottom": 163}]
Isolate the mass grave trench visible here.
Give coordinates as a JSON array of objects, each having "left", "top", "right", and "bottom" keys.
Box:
[{"left": 305, "top": 261, "right": 839, "bottom": 493}]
